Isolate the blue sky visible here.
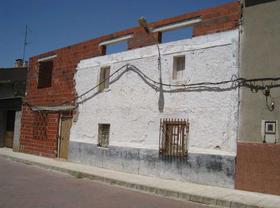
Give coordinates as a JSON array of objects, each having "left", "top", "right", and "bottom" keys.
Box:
[{"left": 0, "top": 0, "right": 233, "bottom": 67}]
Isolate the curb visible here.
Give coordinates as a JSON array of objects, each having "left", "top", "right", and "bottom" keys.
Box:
[{"left": 0, "top": 153, "right": 266, "bottom": 208}]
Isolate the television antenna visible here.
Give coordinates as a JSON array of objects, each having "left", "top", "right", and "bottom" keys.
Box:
[{"left": 22, "top": 24, "right": 32, "bottom": 62}]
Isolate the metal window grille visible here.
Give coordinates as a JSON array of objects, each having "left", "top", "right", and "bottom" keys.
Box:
[
  {"left": 33, "top": 112, "right": 48, "bottom": 140},
  {"left": 98, "top": 124, "right": 110, "bottom": 148},
  {"left": 99, "top": 67, "right": 110, "bottom": 91},
  {"left": 159, "top": 118, "right": 189, "bottom": 157}
]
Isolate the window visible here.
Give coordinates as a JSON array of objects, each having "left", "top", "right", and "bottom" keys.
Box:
[
  {"left": 38, "top": 60, "right": 53, "bottom": 88},
  {"left": 152, "top": 18, "right": 201, "bottom": 43},
  {"left": 105, "top": 41, "right": 128, "bottom": 55},
  {"left": 159, "top": 119, "right": 189, "bottom": 157},
  {"left": 161, "top": 26, "right": 193, "bottom": 43},
  {"left": 173, "top": 56, "right": 185, "bottom": 79},
  {"left": 33, "top": 112, "right": 48, "bottom": 140},
  {"left": 98, "top": 124, "right": 110, "bottom": 148},
  {"left": 98, "top": 34, "right": 132, "bottom": 55},
  {"left": 99, "top": 67, "right": 110, "bottom": 91}
]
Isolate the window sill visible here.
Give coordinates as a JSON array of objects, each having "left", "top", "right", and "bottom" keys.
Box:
[
  {"left": 170, "top": 79, "right": 190, "bottom": 86},
  {"left": 37, "top": 85, "right": 52, "bottom": 89},
  {"left": 97, "top": 146, "right": 109, "bottom": 150},
  {"left": 99, "top": 88, "right": 111, "bottom": 93}
]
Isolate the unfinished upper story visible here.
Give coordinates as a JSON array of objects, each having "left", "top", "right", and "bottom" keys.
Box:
[{"left": 25, "top": 1, "right": 240, "bottom": 107}]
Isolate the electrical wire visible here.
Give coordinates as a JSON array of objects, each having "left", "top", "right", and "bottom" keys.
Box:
[
  {"left": 76, "top": 64, "right": 129, "bottom": 99},
  {"left": 75, "top": 63, "right": 280, "bottom": 99},
  {"left": 23, "top": 63, "right": 280, "bottom": 112}
]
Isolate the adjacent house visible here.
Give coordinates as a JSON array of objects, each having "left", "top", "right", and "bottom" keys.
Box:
[
  {"left": 19, "top": 2, "right": 241, "bottom": 188},
  {"left": 236, "top": 0, "right": 280, "bottom": 195},
  {"left": 0, "top": 59, "right": 27, "bottom": 151}
]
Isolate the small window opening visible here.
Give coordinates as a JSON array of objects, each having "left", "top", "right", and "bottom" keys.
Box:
[
  {"left": 98, "top": 124, "right": 110, "bottom": 148},
  {"left": 173, "top": 56, "right": 185, "bottom": 80},
  {"left": 105, "top": 41, "right": 128, "bottom": 55},
  {"left": 37, "top": 60, "right": 53, "bottom": 88},
  {"left": 99, "top": 67, "right": 110, "bottom": 91},
  {"left": 161, "top": 27, "right": 193, "bottom": 43},
  {"left": 99, "top": 35, "right": 132, "bottom": 55}
]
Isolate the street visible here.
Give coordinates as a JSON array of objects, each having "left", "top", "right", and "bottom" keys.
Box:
[{"left": 0, "top": 156, "right": 213, "bottom": 208}]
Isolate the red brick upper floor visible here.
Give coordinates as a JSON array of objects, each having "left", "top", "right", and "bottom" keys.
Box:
[{"left": 25, "top": 1, "right": 240, "bottom": 106}]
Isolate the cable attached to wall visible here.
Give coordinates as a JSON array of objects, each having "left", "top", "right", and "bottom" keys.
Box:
[
  {"left": 23, "top": 63, "right": 280, "bottom": 112},
  {"left": 263, "top": 86, "right": 275, "bottom": 111}
]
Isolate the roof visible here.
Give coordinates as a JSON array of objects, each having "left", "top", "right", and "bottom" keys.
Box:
[{"left": 0, "top": 67, "right": 28, "bottom": 82}]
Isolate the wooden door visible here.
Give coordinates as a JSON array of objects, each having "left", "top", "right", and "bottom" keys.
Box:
[{"left": 59, "top": 117, "right": 72, "bottom": 159}]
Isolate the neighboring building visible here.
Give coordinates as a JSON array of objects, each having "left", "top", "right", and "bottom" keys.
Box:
[
  {"left": 0, "top": 59, "right": 27, "bottom": 151},
  {"left": 236, "top": 0, "right": 280, "bottom": 195},
  {"left": 20, "top": 2, "right": 240, "bottom": 187}
]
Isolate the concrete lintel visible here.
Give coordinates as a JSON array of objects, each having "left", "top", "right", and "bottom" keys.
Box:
[
  {"left": 38, "top": 55, "right": 57, "bottom": 62},
  {"left": 99, "top": 34, "right": 133, "bottom": 46},
  {"left": 152, "top": 18, "right": 201, "bottom": 33}
]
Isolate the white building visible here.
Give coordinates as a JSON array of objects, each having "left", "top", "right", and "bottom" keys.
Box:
[{"left": 69, "top": 29, "right": 239, "bottom": 188}]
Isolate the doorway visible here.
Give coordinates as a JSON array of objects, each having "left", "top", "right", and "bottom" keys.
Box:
[
  {"left": 58, "top": 116, "right": 72, "bottom": 159},
  {"left": 4, "top": 111, "right": 15, "bottom": 148}
]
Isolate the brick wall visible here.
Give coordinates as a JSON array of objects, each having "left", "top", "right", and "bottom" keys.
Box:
[
  {"left": 20, "top": 108, "right": 59, "bottom": 157},
  {"left": 20, "top": 2, "right": 240, "bottom": 157},
  {"left": 193, "top": 2, "right": 240, "bottom": 36},
  {"left": 235, "top": 142, "right": 280, "bottom": 195}
]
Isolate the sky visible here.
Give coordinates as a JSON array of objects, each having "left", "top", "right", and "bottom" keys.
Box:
[{"left": 0, "top": 0, "right": 233, "bottom": 67}]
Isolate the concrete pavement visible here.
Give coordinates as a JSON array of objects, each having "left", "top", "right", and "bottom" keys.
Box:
[{"left": 0, "top": 148, "right": 279, "bottom": 208}]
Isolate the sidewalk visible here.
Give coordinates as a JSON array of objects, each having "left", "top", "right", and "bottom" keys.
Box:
[{"left": 0, "top": 148, "right": 279, "bottom": 208}]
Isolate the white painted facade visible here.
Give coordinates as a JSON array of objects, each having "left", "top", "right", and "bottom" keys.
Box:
[{"left": 71, "top": 30, "right": 239, "bottom": 157}]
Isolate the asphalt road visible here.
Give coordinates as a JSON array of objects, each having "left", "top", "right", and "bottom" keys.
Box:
[{"left": 0, "top": 156, "right": 213, "bottom": 208}]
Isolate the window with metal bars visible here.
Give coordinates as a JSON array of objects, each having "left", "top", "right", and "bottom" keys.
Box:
[
  {"left": 159, "top": 119, "right": 189, "bottom": 157},
  {"left": 98, "top": 67, "right": 110, "bottom": 91},
  {"left": 33, "top": 112, "right": 48, "bottom": 140},
  {"left": 98, "top": 124, "right": 110, "bottom": 148},
  {"left": 37, "top": 60, "right": 53, "bottom": 88}
]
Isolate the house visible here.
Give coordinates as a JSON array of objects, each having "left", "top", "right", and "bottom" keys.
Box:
[
  {"left": 0, "top": 59, "right": 27, "bottom": 151},
  {"left": 70, "top": 29, "right": 239, "bottom": 188},
  {"left": 235, "top": 0, "right": 280, "bottom": 195},
  {"left": 19, "top": 2, "right": 240, "bottom": 188}
]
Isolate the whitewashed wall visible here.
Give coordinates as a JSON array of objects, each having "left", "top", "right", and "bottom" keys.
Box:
[{"left": 71, "top": 30, "right": 239, "bottom": 156}]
